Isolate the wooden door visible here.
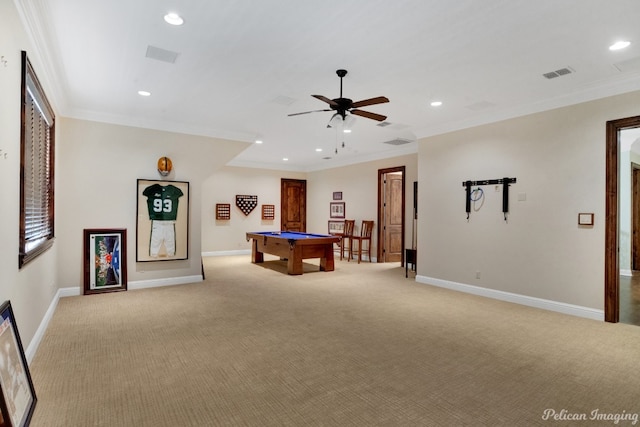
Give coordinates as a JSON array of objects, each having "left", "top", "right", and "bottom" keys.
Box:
[
  {"left": 281, "top": 179, "right": 306, "bottom": 232},
  {"left": 377, "top": 167, "right": 405, "bottom": 262}
]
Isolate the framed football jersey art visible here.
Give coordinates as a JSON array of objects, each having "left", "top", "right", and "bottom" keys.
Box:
[{"left": 136, "top": 179, "right": 190, "bottom": 261}]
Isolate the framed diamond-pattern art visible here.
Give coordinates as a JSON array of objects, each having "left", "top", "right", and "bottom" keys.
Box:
[{"left": 236, "top": 195, "right": 258, "bottom": 216}]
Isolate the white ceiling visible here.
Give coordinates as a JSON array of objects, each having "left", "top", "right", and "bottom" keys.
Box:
[{"left": 16, "top": 0, "right": 640, "bottom": 171}]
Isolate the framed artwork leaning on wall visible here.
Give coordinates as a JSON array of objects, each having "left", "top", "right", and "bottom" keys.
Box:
[
  {"left": 136, "top": 179, "right": 190, "bottom": 262},
  {"left": 0, "top": 301, "right": 36, "bottom": 427},
  {"left": 83, "top": 228, "right": 127, "bottom": 295}
]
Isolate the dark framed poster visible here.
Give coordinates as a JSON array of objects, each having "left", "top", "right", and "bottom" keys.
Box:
[
  {"left": 83, "top": 228, "right": 127, "bottom": 295},
  {"left": 0, "top": 301, "right": 36, "bottom": 427},
  {"left": 136, "top": 179, "right": 189, "bottom": 261}
]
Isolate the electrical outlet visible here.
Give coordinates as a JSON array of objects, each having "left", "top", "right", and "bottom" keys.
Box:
[{"left": 476, "top": 271, "right": 481, "bottom": 279}]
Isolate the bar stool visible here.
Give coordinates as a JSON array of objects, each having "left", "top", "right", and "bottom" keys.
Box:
[
  {"left": 340, "top": 220, "right": 355, "bottom": 261},
  {"left": 351, "top": 220, "right": 374, "bottom": 263}
]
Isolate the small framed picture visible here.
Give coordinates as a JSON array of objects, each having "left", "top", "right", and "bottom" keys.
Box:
[
  {"left": 0, "top": 301, "right": 37, "bottom": 427},
  {"left": 328, "top": 220, "right": 345, "bottom": 234},
  {"left": 83, "top": 228, "right": 128, "bottom": 295},
  {"left": 330, "top": 202, "right": 345, "bottom": 219},
  {"left": 578, "top": 213, "right": 594, "bottom": 226},
  {"left": 332, "top": 191, "right": 343, "bottom": 200}
]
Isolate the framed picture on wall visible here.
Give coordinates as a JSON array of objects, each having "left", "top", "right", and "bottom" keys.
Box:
[
  {"left": 328, "top": 220, "right": 345, "bottom": 234},
  {"left": 332, "top": 191, "right": 343, "bottom": 200},
  {"left": 330, "top": 202, "right": 345, "bottom": 219},
  {"left": 136, "top": 179, "right": 190, "bottom": 262},
  {"left": 83, "top": 228, "right": 128, "bottom": 295},
  {"left": 0, "top": 301, "right": 37, "bottom": 427}
]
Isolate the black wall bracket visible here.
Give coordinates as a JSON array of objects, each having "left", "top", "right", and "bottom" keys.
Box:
[{"left": 462, "top": 177, "right": 517, "bottom": 221}]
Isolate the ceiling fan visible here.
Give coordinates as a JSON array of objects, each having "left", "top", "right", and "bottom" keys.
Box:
[{"left": 288, "top": 69, "right": 389, "bottom": 123}]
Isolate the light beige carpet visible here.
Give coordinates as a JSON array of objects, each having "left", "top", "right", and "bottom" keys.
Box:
[{"left": 29, "top": 255, "right": 640, "bottom": 426}]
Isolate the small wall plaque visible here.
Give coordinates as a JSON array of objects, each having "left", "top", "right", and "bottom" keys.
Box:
[
  {"left": 216, "top": 203, "right": 231, "bottom": 220},
  {"left": 262, "top": 204, "right": 275, "bottom": 220},
  {"left": 578, "top": 213, "right": 594, "bottom": 226}
]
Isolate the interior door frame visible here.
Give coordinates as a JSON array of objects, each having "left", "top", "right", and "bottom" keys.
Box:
[
  {"left": 377, "top": 166, "right": 406, "bottom": 263},
  {"left": 633, "top": 163, "right": 640, "bottom": 270},
  {"left": 605, "top": 115, "right": 640, "bottom": 322}
]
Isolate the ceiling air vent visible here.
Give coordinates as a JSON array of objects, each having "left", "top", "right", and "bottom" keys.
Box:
[
  {"left": 543, "top": 67, "right": 574, "bottom": 79},
  {"left": 145, "top": 45, "right": 179, "bottom": 64},
  {"left": 383, "top": 138, "right": 413, "bottom": 146},
  {"left": 613, "top": 56, "right": 640, "bottom": 72}
]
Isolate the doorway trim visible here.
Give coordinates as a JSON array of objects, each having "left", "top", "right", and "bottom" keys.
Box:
[
  {"left": 377, "top": 166, "right": 406, "bottom": 263},
  {"left": 605, "top": 115, "right": 640, "bottom": 322}
]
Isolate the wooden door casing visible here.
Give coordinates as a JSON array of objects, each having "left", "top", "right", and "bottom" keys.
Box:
[
  {"left": 605, "top": 115, "right": 640, "bottom": 323},
  {"left": 633, "top": 165, "right": 640, "bottom": 270},
  {"left": 281, "top": 179, "right": 306, "bottom": 232}
]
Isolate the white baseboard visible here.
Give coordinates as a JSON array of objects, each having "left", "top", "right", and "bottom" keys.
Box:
[
  {"left": 129, "top": 275, "right": 203, "bottom": 290},
  {"left": 25, "top": 288, "right": 65, "bottom": 363},
  {"left": 620, "top": 269, "right": 633, "bottom": 277},
  {"left": 26, "top": 274, "right": 203, "bottom": 364},
  {"left": 416, "top": 275, "right": 604, "bottom": 321},
  {"left": 202, "top": 250, "right": 251, "bottom": 257}
]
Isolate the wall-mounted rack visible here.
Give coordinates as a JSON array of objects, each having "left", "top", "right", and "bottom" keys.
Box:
[{"left": 462, "top": 177, "right": 517, "bottom": 221}]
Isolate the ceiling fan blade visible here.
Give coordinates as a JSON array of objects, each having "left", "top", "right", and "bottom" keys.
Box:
[
  {"left": 351, "top": 109, "right": 387, "bottom": 121},
  {"left": 312, "top": 95, "right": 339, "bottom": 106},
  {"left": 351, "top": 96, "right": 389, "bottom": 108},
  {"left": 288, "top": 109, "right": 332, "bottom": 117}
]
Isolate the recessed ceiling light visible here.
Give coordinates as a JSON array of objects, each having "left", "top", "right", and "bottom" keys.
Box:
[
  {"left": 343, "top": 129, "right": 352, "bottom": 133},
  {"left": 609, "top": 40, "right": 631, "bottom": 51},
  {"left": 430, "top": 101, "right": 443, "bottom": 107},
  {"left": 138, "top": 90, "right": 151, "bottom": 97},
  {"left": 282, "top": 157, "right": 288, "bottom": 161},
  {"left": 315, "top": 148, "right": 322, "bottom": 152},
  {"left": 255, "top": 140, "right": 263, "bottom": 144},
  {"left": 164, "top": 12, "right": 184, "bottom": 26}
]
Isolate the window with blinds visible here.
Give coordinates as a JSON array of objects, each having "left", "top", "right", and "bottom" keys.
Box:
[{"left": 19, "top": 51, "right": 55, "bottom": 268}]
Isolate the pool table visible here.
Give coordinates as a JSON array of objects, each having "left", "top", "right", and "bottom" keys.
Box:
[{"left": 246, "top": 231, "right": 341, "bottom": 275}]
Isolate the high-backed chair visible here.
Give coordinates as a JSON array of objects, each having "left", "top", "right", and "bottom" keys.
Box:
[
  {"left": 351, "top": 220, "right": 374, "bottom": 263},
  {"left": 340, "top": 220, "right": 355, "bottom": 261}
]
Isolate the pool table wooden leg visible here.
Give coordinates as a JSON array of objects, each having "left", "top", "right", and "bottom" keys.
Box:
[
  {"left": 251, "top": 240, "right": 264, "bottom": 263},
  {"left": 319, "top": 245, "right": 335, "bottom": 271},
  {"left": 287, "top": 247, "right": 304, "bottom": 275}
]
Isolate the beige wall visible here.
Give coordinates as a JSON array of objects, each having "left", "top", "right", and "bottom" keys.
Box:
[
  {"left": 201, "top": 167, "right": 306, "bottom": 253},
  {"left": 0, "top": 0, "right": 60, "bottom": 360},
  {"left": 201, "top": 154, "right": 418, "bottom": 255},
  {"left": 56, "top": 118, "right": 250, "bottom": 287},
  {"left": 418, "top": 89, "right": 640, "bottom": 310},
  {"left": 307, "top": 154, "right": 418, "bottom": 257}
]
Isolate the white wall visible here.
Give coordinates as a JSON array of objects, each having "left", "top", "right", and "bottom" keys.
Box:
[{"left": 418, "top": 90, "right": 640, "bottom": 311}]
